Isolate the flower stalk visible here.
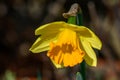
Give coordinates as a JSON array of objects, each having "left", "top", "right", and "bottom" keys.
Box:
[{"left": 64, "top": 3, "right": 86, "bottom": 80}]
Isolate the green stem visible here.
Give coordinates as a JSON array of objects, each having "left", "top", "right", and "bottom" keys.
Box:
[
  {"left": 37, "top": 70, "right": 41, "bottom": 80},
  {"left": 67, "top": 6, "right": 86, "bottom": 80},
  {"left": 77, "top": 12, "right": 86, "bottom": 80},
  {"left": 80, "top": 61, "right": 86, "bottom": 80},
  {"left": 76, "top": 12, "right": 83, "bottom": 26},
  {"left": 67, "top": 16, "right": 76, "bottom": 24}
]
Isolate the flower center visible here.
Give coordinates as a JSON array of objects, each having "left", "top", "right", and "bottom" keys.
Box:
[{"left": 47, "top": 29, "right": 84, "bottom": 67}]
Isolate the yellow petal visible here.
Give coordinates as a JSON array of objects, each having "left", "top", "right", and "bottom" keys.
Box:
[
  {"left": 30, "top": 21, "right": 67, "bottom": 53},
  {"left": 80, "top": 37, "right": 97, "bottom": 66},
  {"left": 35, "top": 22, "right": 90, "bottom": 37},
  {"left": 75, "top": 26, "right": 102, "bottom": 50},
  {"left": 51, "top": 59, "right": 64, "bottom": 68},
  {"left": 29, "top": 37, "right": 48, "bottom": 53},
  {"left": 83, "top": 28, "right": 102, "bottom": 50},
  {"left": 35, "top": 21, "right": 65, "bottom": 35},
  {"left": 29, "top": 35, "right": 57, "bottom": 53}
]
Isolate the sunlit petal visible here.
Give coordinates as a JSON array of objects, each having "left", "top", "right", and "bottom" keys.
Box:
[
  {"left": 35, "top": 21, "right": 65, "bottom": 35},
  {"left": 51, "top": 59, "right": 64, "bottom": 68},
  {"left": 81, "top": 27, "right": 102, "bottom": 50},
  {"left": 80, "top": 37, "right": 97, "bottom": 66},
  {"left": 30, "top": 35, "right": 57, "bottom": 53}
]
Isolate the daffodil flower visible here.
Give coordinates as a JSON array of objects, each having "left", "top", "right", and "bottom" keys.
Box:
[{"left": 29, "top": 21, "right": 102, "bottom": 68}]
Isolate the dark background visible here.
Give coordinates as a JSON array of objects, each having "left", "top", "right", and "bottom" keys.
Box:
[{"left": 0, "top": 0, "right": 120, "bottom": 80}]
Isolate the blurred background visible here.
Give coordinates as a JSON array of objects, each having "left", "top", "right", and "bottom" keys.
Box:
[{"left": 0, "top": 0, "right": 120, "bottom": 80}]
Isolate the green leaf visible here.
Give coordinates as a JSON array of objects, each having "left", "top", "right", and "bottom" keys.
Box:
[{"left": 76, "top": 72, "right": 83, "bottom": 80}]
